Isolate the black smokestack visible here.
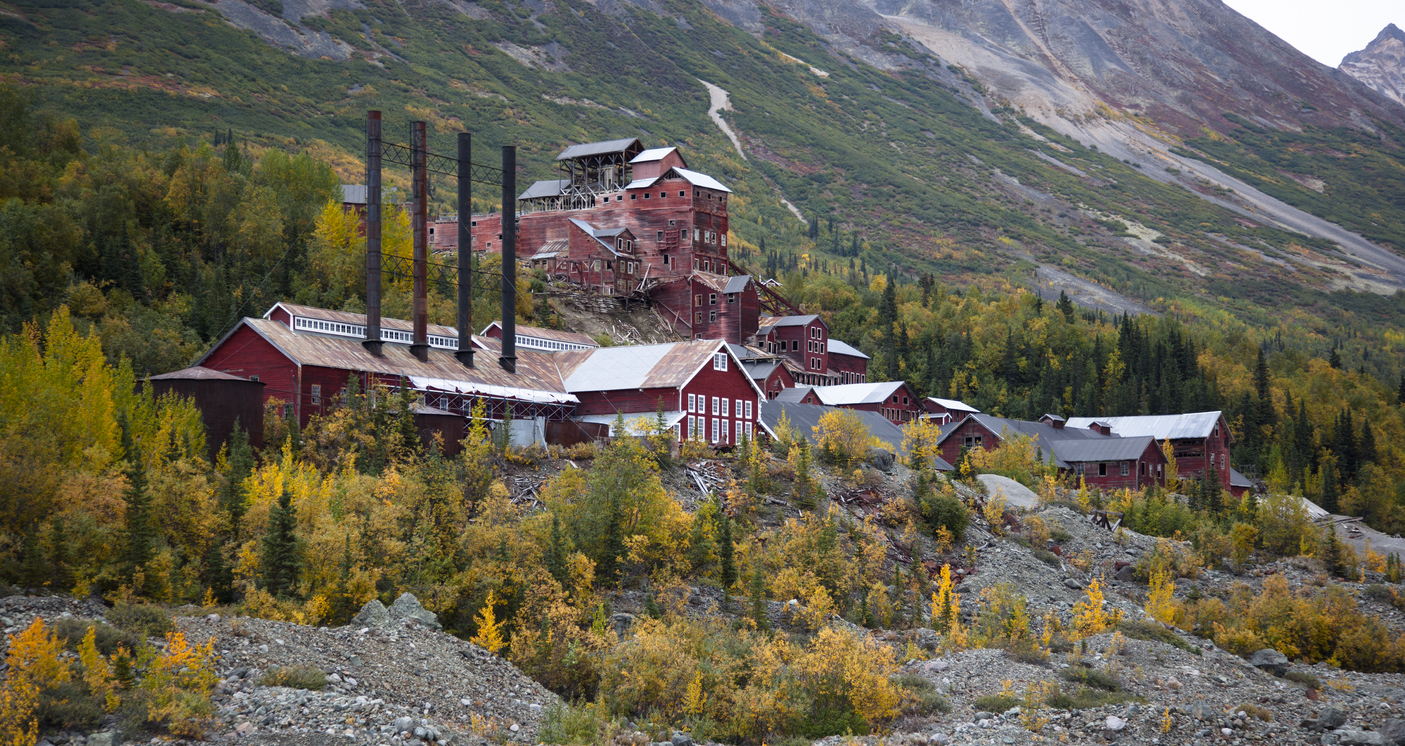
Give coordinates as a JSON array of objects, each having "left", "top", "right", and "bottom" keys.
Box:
[
  {"left": 363, "top": 110, "right": 383, "bottom": 357},
  {"left": 410, "top": 120, "right": 430, "bottom": 363},
  {"left": 456, "top": 132, "right": 474, "bottom": 368},
  {"left": 499, "top": 144, "right": 517, "bottom": 374}
]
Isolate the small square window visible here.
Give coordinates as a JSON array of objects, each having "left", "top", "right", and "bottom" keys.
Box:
[
  {"left": 1120, "top": 462, "right": 1129, "bottom": 476},
  {"left": 728, "top": 294, "right": 736, "bottom": 304},
  {"left": 631, "top": 193, "right": 637, "bottom": 200},
  {"left": 709, "top": 310, "right": 717, "bottom": 322},
  {"left": 709, "top": 293, "right": 717, "bottom": 305},
  {"left": 657, "top": 231, "right": 664, "bottom": 241},
  {"left": 249, "top": 374, "right": 259, "bottom": 382},
  {"left": 660, "top": 192, "right": 666, "bottom": 198},
  {"left": 679, "top": 191, "right": 685, "bottom": 197},
  {"left": 791, "top": 340, "right": 799, "bottom": 351}
]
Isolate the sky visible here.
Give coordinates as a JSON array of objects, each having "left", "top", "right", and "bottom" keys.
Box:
[{"left": 1221, "top": 0, "right": 1399, "bottom": 67}]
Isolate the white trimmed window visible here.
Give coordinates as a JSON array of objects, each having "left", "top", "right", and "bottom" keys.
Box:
[
  {"left": 688, "top": 393, "right": 696, "bottom": 413},
  {"left": 721, "top": 398, "right": 730, "bottom": 417},
  {"left": 1120, "top": 462, "right": 1130, "bottom": 476},
  {"left": 735, "top": 420, "right": 742, "bottom": 443},
  {"left": 745, "top": 400, "right": 753, "bottom": 419},
  {"left": 711, "top": 396, "right": 720, "bottom": 415},
  {"left": 736, "top": 399, "right": 744, "bottom": 419},
  {"left": 711, "top": 418, "right": 720, "bottom": 442},
  {"left": 714, "top": 352, "right": 728, "bottom": 371}
]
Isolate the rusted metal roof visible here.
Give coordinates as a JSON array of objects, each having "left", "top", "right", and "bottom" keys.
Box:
[
  {"left": 479, "top": 321, "right": 598, "bottom": 349},
  {"left": 555, "top": 340, "right": 761, "bottom": 395},
  {"left": 147, "top": 366, "right": 261, "bottom": 382},
  {"left": 202, "top": 319, "right": 574, "bottom": 405},
  {"left": 556, "top": 138, "right": 641, "bottom": 161}
]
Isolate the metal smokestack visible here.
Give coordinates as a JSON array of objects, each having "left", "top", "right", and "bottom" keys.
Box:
[
  {"left": 410, "top": 121, "right": 429, "bottom": 363},
  {"left": 364, "top": 111, "right": 383, "bottom": 357},
  {"left": 456, "top": 132, "right": 474, "bottom": 368},
  {"left": 499, "top": 144, "right": 517, "bottom": 374}
]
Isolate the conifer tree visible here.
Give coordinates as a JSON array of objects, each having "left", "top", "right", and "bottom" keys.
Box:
[
  {"left": 599, "top": 494, "right": 624, "bottom": 583},
  {"left": 1398, "top": 373, "right": 1405, "bottom": 405},
  {"left": 546, "top": 514, "right": 569, "bottom": 585},
  {"left": 749, "top": 565, "right": 768, "bottom": 631},
  {"left": 49, "top": 516, "right": 73, "bottom": 592},
  {"left": 224, "top": 420, "right": 254, "bottom": 541},
  {"left": 260, "top": 486, "right": 301, "bottom": 598},
  {"left": 1359, "top": 417, "right": 1377, "bottom": 466},
  {"left": 119, "top": 415, "right": 154, "bottom": 583},
  {"left": 718, "top": 515, "right": 737, "bottom": 591},
  {"left": 1319, "top": 457, "right": 1340, "bottom": 514},
  {"left": 1057, "top": 290, "right": 1075, "bottom": 321}
]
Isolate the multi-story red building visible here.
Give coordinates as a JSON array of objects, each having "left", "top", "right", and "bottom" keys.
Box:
[
  {"left": 467, "top": 140, "right": 732, "bottom": 288},
  {"left": 652, "top": 273, "right": 760, "bottom": 342},
  {"left": 775, "top": 381, "right": 925, "bottom": 425}
]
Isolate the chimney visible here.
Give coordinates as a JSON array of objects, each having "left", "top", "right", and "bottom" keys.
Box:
[
  {"left": 1040, "top": 414, "right": 1065, "bottom": 429},
  {"left": 455, "top": 132, "right": 474, "bottom": 368},
  {"left": 499, "top": 144, "right": 517, "bottom": 374},
  {"left": 409, "top": 121, "right": 430, "bottom": 363},
  {"left": 363, "top": 111, "right": 383, "bottom": 357}
]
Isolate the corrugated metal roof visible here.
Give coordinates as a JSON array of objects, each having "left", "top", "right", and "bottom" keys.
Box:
[
  {"left": 147, "top": 366, "right": 260, "bottom": 382},
  {"left": 828, "top": 339, "right": 870, "bottom": 360},
  {"left": 938, "top": 413, "right": 1115, "bottom": 468},
  {"left": 623, "top": 177, "right": 658, "bottom": 190},
  {"left": 630, "top": 147, "right": 680, "bottom": 164},
  {"left": 557, "top": 340, "right": 725, "bottom": 392},
  {"left": 928, "top": 397, "right": 978, "bottom": 412},
  {"left": 1064, "top": 412, "right": 1225, "bottom": 441},
  {"left": 759, "top": 401, "right": 924, "bottom": 458},
  {"left": 723, "top": 275, "right": 751, "bottom": 294},
  {"left": 762, "top": 314, "right": 819, "bottom": 327},
  {"left": 774, "top": 386, "right": 815, "bottom": 403},
  {"left": 556, "top": 138, "right": 641, "bottom": 161},
  {"left": 340, "top": 184, "right": 367, "bottom": 204},
  {"left": 672, "top": 168, "right": 732, "bottom": 193},
  {"left": 519, "top": 179, "right": 572, "bottom": 200},
  {"left": 811, "top": 381, "right": 906, "bottom": 406},
  {"left": 1230, "top": 468, "right": 1253, "bottom": 488},
  {"left": 201, "top": 318, "right": 575, "bottom": 405},
  {"left": 743, "top": 361, "right": 781, "bottom": 381},
  {"left": 1052, "top": 436, "right": 1158, "bottom": 463}
]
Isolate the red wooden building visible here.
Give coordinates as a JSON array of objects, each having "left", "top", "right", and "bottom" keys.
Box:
[
  {"left": 468, "top": 139, "right": 733, "bottom": 290},
  {"left": 555, "top": 339, "right": 763, "bottom": 445},
  {"left": 145, "top": 366, "right": 265, "bottom": 461},
  {"left": 922, "top": 397, "right": 980, "bottom": 426},
  {"left": 652, "top": 273, "right": 760, "bottom": 342},
  {"left": 937, "top": 413, "right": 1167, "bottom": 490},
  {"left": 195, "top": 303, "right": 578, "bottom": 433},
  {"left": 1065, "top": 412, "right": 1233, "bottom": 491}
]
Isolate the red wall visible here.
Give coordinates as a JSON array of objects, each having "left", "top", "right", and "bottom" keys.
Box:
[
  {"left": 1168, "top": 417, "right": 1233, "bottom": 490},
  {"left": 846, "top": 383, "right": 924, "bottom": 424},
  {"left": 761, "top": 365, "right": 794, "bottom": 399},
  {"left": 1071, "top": 439, "right": 1167, "bottom": 490},
  {"left": 828, "top": 351, "right": 867, "bottom": 383},
  {"left": 680, "top": 358, "right": 760, "bottom": 445},
  {"left": 203, "top": 325, "right": 299, "bottom": 413},
  {"left": 939, "top": 417, "right": 999, "bottom": 465}
]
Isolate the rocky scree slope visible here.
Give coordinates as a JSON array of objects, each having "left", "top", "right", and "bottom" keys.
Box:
[{"left": 1342, "top": 24, "right": 1405, "bottom": 109}]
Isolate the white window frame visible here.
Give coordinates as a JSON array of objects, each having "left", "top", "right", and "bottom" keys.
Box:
[
  {"left": 721, "top": 398, "right": 730, "bottom": 417},
  {"left": 711, "top": 396, "right": 720, "bottom": 415},
  {"left": 745, "top": 421, "right": 753, "bottom": 439},
  {"left": 711, "top": 418, "right": 720, "bottom": 442},
  {"left": 745, "top": 400, "right": 753, "bottom": 419},
  {"left": 688, "top": 393, "right": 696, "bottom": 413},
  {"left": 1120, "top": 462, "right": 1130, "bottom": 477},
  {"left": 713, "top": 353, "right": 728, "bottom": 371}
]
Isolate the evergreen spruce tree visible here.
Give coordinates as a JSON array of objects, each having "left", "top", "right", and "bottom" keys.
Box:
[
  {"left": 1057, "top": 290, "right": 1076, "bottom": 321},
  {"left": 749, "top": 565, "right": 768, "bottom": 630},
  {"left": 599, "top": 494, "right": 625, "bottom": 583},
  {"left": 687, "top": 511, "right": 712, "bottom": 575},
  {"left": 1319, "top": 458, "right": 1340, "bottom": 514},
  {"left": 49, "top": 516, "right": 73, "bottom": 592},
  {"left": 1359, "top": 417, "right": 1377, "bottom": 466},
  {"left": 1329, "top": 346, "right": 1342, "bottom": 369},
  {"left": 546, "top": 514, "right": 569, "bottom": 585},
  {"left": 260, "top": 486, "right": 302, "bottom": 598},
  {"left": 718, "top": 516, "right": 737, "bottom": 590},
  {"left": 1398, "top": 373, "right": 1405, "bottom": 405},
  {"left": 224, "top": 420, "right": 254, "bottom": 541},
  {"left": 207, "top": 541, "right": 233, "bottom": 605},
  {"left": 119, "top": 415, "right": 154, "bottom": 584}
]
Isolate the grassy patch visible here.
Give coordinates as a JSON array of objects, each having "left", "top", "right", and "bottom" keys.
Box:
[
  {"left": 1231, "top": 703, "right": 1273, "bottom": 721},
  {"left": 259, "top": 664, "right": 327, "bottom": 691},
  {"left": 973, "top": 694, "right": 1020, "bottom": 713},
  {"left": 108, "top": 603, "right": 173, "bottom": 639},
  {"left": 1043, "top": 686, "right": 1139, "bottom": 711},
  {"left": 1284, "top": 670, "right": 1322, "bottom": 690},
  {"left": 1118, "top": 619, "right": 1200, "bottom": 655},
  {"left": 53, "top": 618, "right": 142, "bottom": 656},
  {"left": 892, "top": 673, "right": 950, "bottom": 716},
  {"left": 1060, "top": 665, "right": 1121, "bottom": 691},
  {"left": 540, "top": 702, "right": 615, "bottom": 745}
]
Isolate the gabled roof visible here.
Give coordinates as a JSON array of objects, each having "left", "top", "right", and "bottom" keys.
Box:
[
  {"left": 519, "top": 179, "right": 573, "bottom": 201},
  {"left": 567, "top": 219, "right": 630, "bottom": 256},
  {"left": 630, "top": 147, "right": 684, "bottom": 165},
  {"left": 556, "top": 138, "right": 641, "bottom": 161},
  {"left": 264, "top": 302, "right": 460, "bottom": 339},
  {"left": 1230, "top": 468, "right": 1254, "bottom": 489},
  {"left": 147, "top": 366, "right": 262, "bottom": 383},
  {"left": 928, "top": 397, "right": 978, "bottom": 413},
  {"left": 554, "top": 340, "right": 760, "bottom": 397},
  {"left": 808, "top": 381, "right": 909, "bottom": 406},
  {"left": 774, "top": 386, "right": 816, "bottom": 403},
  {"left": 1064, "top": 412, "right": 1227, "bottom": 441},
  {"left": 828, "top": 339, "right": 869, "bottom": 360},
  {"left": 760, "top": 314, "right": 820, "bottom": 328},
  {"left": 670, "top": 168, "right": 732, "bottom": 194},
  {"left": 937, "top": 413, "right": 1112, "bottom": 468},
  {"left": 198, "top": 318, "right": 575, "bottom": 405}
]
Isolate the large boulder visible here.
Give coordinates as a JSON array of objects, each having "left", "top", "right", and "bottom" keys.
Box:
[
  {"left": 389, "top": 593, "right": 442, "bottom": 630},
  {"left": 1248, "top": 648, "right": 1290, "bottom": 677},
  {"left": 866, "top": 448, "right": 894, "bottom": 472},
  {"left": 1333, "top": 730, "right": 1386, "bottom": 745},
  {"left": 351, "top": 599, "right": 390, "bottom": 627},
  {"left": 1379, "top": 718, "right": 1405, "bottom": 746}
]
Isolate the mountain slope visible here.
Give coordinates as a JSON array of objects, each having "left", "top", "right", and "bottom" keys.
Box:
[
  {"left": 1342, "top": 24, "right": 1405, "bottom": 108},
  {"left": 3, "top": 0, "right": 1405, "bottom": 335}
]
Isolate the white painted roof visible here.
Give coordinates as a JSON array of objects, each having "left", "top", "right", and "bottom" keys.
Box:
[
  {"left": 811, "top": 381, "right": 906, "bottom": 406},
  {"left": 407, "top": 375, "right": 577, "bottom": 405},
  {"left": 577, "top": 410, "right": 686, "bottom": 435},
  {"left": 672, "top": 168, "right": 732, "bottom": 193},
  {"left": 623, "top": 177, "right": 658, "bottom": 190},
  {"left": 630, "top": 147, "right": 678, "bottom": 163},
  {"left": 928, "top": 397, "right": 978, "bottom": 412},
  {"left": 1064, "top": 411, "right": 1224, "bottom": 440},
  {"left": 828, "top": 339, "right": 870, "bottom": 360}
]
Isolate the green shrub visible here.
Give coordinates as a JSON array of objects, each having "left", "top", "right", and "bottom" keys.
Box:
[
  {"left": 108, "top": 603, "right": 173, "bottom": 639},
  {"left": 1043, "top": 685, "right": 1139, "bottom": 710},
  {"left": 1118, "top": 620, "right": 1199, "bottom": 654},
  {"left": 892, "top": 673, "right": 950, "bottom": 716},
  {"left": 39, "top": 680, "right": 104, "bottom": 730},
  {"left": 920, "top": 491, "right": 970, "bottom": 542},
  {"left": 973, "top": 694, "right": 1019, "bottom": 712},
  {"left": 259, "top": 664, "right": 327, "bottom": 690},
  {"left": 1284, "top": 671, "right": 1321, "bottom": 689},
  {"left": 54, "top": 618, "right": 142, "bottom": 656},
  {"left": 1060, "top": 665, "right": 1121, "bottom": 691},
  {"left": 540, "top": 702, "right": 614, "bottom": 745}
]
